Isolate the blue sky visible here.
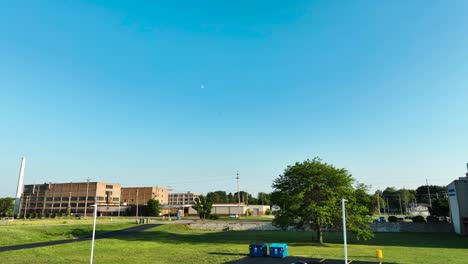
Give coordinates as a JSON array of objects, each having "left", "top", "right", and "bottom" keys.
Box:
[{"left": 1, "top": 1, "right": 467, "bottom": 197}]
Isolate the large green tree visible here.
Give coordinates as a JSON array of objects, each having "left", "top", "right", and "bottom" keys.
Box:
[
  {"left": 271, "top": 158, "right": 373, "bottom": 243},
  {"left": 206, "top": 191, "right": 228, "bottom": 203},
  {"left": 0, "top": 198, "right": 15, "bottom": 216},
  {"left": 429, "top": 197, "right": 450, "bottom": 217},
  {"left": 257, "top": 192, "right": 271, "bottom": 205},
  {"left": 192, "top": 195, "right": 212, "bottom": 220},
  {"left": 146, "top": 198, "right": 161, "bottom": 216},
  {"left": 415, "top": 185, "right": 447, "bottom": 204}
]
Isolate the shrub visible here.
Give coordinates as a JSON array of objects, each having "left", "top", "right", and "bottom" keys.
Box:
[
  {"left": 412, "top": 215, "right": 426, "bottom": 223},
  {"left": 265, "top": 208, "right": 272, "bottom": 215},
  {"left": 426, "top": 215, "right": 439, "bottom": 223},
  {"left": 207, "top": 214, "right": 219, "bottom": 220},
  {"left": 388, "top": 216, "right": 398, "bottom": 222}
]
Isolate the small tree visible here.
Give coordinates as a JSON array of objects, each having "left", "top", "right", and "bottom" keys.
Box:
[
  {"left": 65, "top": 207, "right": 71, "bottom": 217},
  {"left": 147, "top": 199, "right": 161, "bottom": 217},
  {"left": 192, "top": 195, "right": 212, "bottom": 220}
]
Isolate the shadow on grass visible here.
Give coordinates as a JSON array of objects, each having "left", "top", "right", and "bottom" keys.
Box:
[
  {"left": 208, "top": 252, "right": 248, "bottom": 256},
  {"left": 111, "top": 224, "right": 468, "bottom": 249}
]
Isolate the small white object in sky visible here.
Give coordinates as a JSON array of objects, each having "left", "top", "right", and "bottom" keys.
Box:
[{"left": 201, "top": 84, "right": 205, "bottom": 89}]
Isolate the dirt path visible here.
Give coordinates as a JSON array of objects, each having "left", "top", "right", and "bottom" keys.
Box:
[{"left": 0, "top": 224, "right": 160, "bottom": 252}]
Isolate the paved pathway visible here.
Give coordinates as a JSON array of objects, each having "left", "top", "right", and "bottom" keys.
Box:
[
  {"left": 0, "top": 224, "right": 160, "bottom": 252},
  {"left": 225, "top": 256, "right": 390, "bottom": 264}
]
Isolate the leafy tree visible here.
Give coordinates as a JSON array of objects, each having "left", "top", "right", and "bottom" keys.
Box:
[
  {"left": 206, "top": 191, "right": 228, "bottom": 203},
  {"left": 0, "top": 198, "right": 15, "bottom": 216},
  {"left": 192, "top": 195, "right": 212, "bottom": 220},
  {"left": 227, "top": 192, "right": 234, "bottom": 203},
  {"left": 66, "top": 206, "right": 71, "bottom": 217},
  {"left": 146, "top": 198, "right": 161, "bottom": 216},
  {"left": 271, "top": 158, "right": 373, "bottom": 243},
  {"left": 398, "top": 189, "right": 415, "bottom": 213},
  {"left": 429, "top": 197, "right": 449, "bottom": 217},
  {"left": 257, "top": 192, "right": 271, "bottom": 205},
  {"left": 415, "top": 185, "right": 447, "bottom": 204}
]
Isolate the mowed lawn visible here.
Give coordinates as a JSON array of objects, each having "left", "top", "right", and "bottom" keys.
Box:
[{"left": 1, "top": 223, "right": 468, "bottom": 264}]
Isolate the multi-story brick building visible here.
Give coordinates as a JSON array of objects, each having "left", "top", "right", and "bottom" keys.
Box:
[
  {"left": 121, "top": 186, "right": 168, "bottom": 205},
  {"left": 168, "top": 191, "right": 200, "bottom": 206},
  {"left": 21, "top": 181, "right": 121, "bottom": 216}
]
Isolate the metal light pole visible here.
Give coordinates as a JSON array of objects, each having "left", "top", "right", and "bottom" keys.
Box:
[
  {"left": 236, "top": 172, "right": 240, "bottom": 218},
  {"left": 167, "top": 186, "right": 173, "bottom": 221},
  {"left": 85, "top": 178, "right": 90, "bottom": 217},
  {"left": 90, "top": 204, "right": 98, "bottom": 264},
  {"left": 342, "top": 198, "right": 348, "bottom": 264}
]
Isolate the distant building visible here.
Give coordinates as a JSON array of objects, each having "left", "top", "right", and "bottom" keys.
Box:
[
  {"left": 21, "top": 182, "right": 122, "bottom": 216},
  {"left": 121, "top": 186, "right": 168, "bottom": 205},
  {"left": 448, "top": 174, "right": 468, "bottom": 235},
  {"left": 168, "top": 192, "right": 200, "bottom": 206},
  {"left": 406, "top": 204, "right": 430, "bottom": 217},
  {"left": 187, "top": 203, "right": 270, "bottom": 216}
]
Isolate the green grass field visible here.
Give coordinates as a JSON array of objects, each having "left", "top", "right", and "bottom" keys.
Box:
[{"left": 1, "top": 222, "right": 467, "bottom": 263}]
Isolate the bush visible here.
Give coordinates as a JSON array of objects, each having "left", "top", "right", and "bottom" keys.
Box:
[
  {"left": 412, "top": 215, "right": 426, "bottom": 223},
  {"left": 426, "top": 215, "right": 440, "bottom": 223},
  {"left": 388, "top": 216, "right": 398, "bottom": 222},
  {"left": 245, "top": 209, "right": 251, "bottom": 216},
  {"left": 208, "top": 214, "right": 219, "bottom": 220},
  {"left": 265, "top": 208, "right": 272, "bottom": 215}
]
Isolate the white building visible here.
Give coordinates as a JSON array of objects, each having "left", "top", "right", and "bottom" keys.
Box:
[{"left": 448, "top": 175, "right": 468, "bottom": 235}]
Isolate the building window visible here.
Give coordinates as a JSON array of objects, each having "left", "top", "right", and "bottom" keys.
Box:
[
  {"left": 106, "top": 185, "right": 113, "bottom": 189},
  {"left": 112, "top": 197, "right": 119, "bottom": 201}
]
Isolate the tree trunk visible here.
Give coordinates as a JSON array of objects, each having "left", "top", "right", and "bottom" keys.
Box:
[
  {"left": 318, "top": 228, "right": 323, "bottom": 244},
  {"left": 315, "top": 225, "right": 323, "bottom": 244}
]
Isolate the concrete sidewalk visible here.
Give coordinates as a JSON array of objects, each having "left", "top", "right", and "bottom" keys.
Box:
[{"left": 225, "top": 256, "right": 390, "bottom": 264}]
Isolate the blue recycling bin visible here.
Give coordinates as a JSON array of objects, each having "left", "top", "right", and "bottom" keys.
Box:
[
  {"left": 269, "top": 243, "right": 288, "bottom": 258},
  {"left": 249, "top": 243, "right": 268, "bottom": 257}
]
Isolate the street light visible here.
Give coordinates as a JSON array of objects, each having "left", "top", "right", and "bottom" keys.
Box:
[
  {"left": 342, "top": 198, "right": 348, "bottom": 264},
  {"left": 167, "top": 186, "right": 173, "bottom": 221},
  {"left": 90, "top": 204, "right": 98, "bottom": 264}
]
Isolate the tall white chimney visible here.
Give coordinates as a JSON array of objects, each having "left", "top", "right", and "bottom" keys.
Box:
[{"left": 13, "top": 157, "right": 26, "bottom": 215}]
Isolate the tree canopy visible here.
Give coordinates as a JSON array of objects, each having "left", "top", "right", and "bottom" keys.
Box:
[
  {"left": 146, "top": 198, "right": 161, "bottom": 217},
  {"left": 0, "top": 198, "right": 14, "bottom": 216},
  {"left": 271, "top": 158, "right": 373, "bottom": 243},
  {"left": 192, "top": 195, "right": 212, "bottom": 220}
]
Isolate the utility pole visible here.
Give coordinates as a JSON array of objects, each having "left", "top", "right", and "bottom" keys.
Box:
[
  {"left": 426, "top": 179, "right": 432, "bottom": 207},
  {"left": 376, "top": 194, "right": 381, "bottom": 217},
  {"left": 167, "top": 186, "right": 173, "bottom": 221},
  {"left": 398, "top": 195, "right": 403, "bottom": 215},
  {"left": 236, "top": 171, "right": 240, "bottom": 218},
  {"left": 386, "top": 198, "right": 389, "bottom": 214}
]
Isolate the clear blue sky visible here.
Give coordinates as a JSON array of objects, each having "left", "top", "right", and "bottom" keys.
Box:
[{"left": 1, "top": 0, "right": 467, "bottom": 197}]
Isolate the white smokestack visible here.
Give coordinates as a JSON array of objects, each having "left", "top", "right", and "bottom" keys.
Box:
[{"left": 13, "top": 157, "right": 26, "bottom": 215}]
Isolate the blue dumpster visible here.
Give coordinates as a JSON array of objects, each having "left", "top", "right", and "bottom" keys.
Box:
[
  {"left": 269, "top": 243, "right": 287, "bottom": 258},
  {"left": 249, "top": 243, "right": 268, "bottom": 257}
]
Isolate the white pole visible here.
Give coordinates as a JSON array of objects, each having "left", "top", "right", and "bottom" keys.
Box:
[
  {"left": 342, "top": 198, "right": 348, "bottom": 264},
  {"left": 14, "top": 157, "right": 26, "bottom": 215},
  {"left": 236, "top": 172, "right": 240, "bottom": 218},
  {"left": 90, "top": 204, "right": 97, "bottom": 264}
]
